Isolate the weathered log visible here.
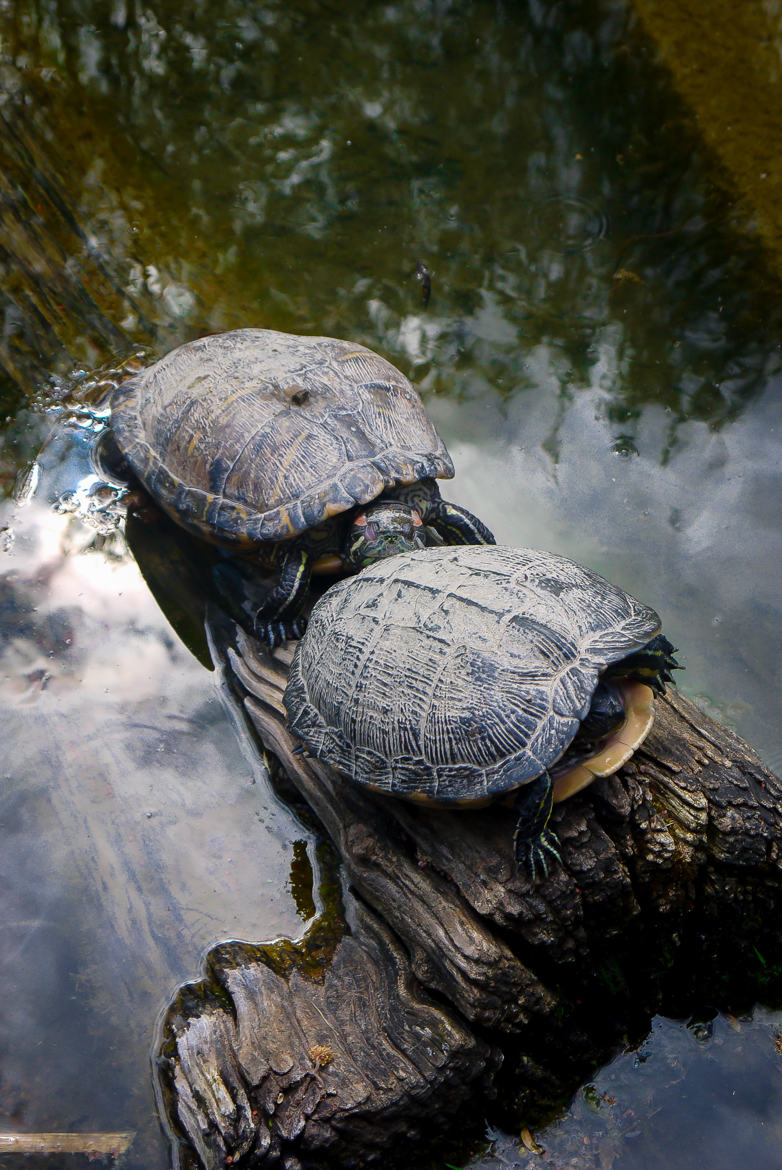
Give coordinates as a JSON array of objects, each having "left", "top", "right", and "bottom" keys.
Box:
[
  {"left": 157, "top": 844, "right": 499, "bottom": 1170},
  {"left": 157, "top": 627, "right": 782, "bottom": 1169}
]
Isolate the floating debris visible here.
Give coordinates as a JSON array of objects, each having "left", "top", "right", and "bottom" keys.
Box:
[
  {"left": 519, "top": 1126, "right": 543, "bottom": 1155},
  {"left": 0, "top": 1131, "right": 134, "bottom": 1156},
  {"left": 415, "top": 260, "right": 432, "bottom": 307}
]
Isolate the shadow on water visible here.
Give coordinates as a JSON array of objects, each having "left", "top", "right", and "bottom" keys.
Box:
[
  {"left": 475, "top": 907, "right": 782, "bottom": 1170},
  {"left": 0, "top": 0, "right": 782, "bottom": 1167}
]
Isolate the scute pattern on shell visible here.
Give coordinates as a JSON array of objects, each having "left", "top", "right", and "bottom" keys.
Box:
[
  {"left": 284, "top": 546, "right": 662, "bottom": 803},
  {"left": 110, "top": 329, "right": 453, "bottom": 545}
]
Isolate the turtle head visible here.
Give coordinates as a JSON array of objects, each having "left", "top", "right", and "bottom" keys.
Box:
[{"left": 345, "top": 500, "right": 426, "bottom": 570}]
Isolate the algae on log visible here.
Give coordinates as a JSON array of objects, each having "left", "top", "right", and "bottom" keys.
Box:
[{"left": 158, "top": 630, "right": 782, "bottom": 1169}]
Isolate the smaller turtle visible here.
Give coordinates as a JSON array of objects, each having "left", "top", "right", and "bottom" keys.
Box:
[
  {"left": 283, "top": 546, "right": 680, "bottom": 878},
  {"left": 109, "top": 329, "right": 494, "bottom": 644}
]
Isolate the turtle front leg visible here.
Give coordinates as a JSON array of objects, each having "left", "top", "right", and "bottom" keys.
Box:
[
  {"left": 253, "top": 543, "right": 313, "bottom": 647},
  {"left": 511, "top": 771, "right": 561, "bottom": 881},
  {"left": 388, "top": 479, "right": 496, "bottom": 545},
  {"left": 431, "top": 498, "right": 496, "bottom": 545}
]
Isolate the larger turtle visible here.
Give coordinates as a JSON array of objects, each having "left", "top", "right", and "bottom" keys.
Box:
[
  {"left": 284, "top": 545, "right": 679, "bottom": 877},
  {"left": 109, "top": 329, "right": 494, "bottom": 643}
]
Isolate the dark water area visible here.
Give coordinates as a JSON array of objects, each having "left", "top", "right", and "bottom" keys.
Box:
[{"left": 1, "top": 1, "right": 781, "bottom": 1168}]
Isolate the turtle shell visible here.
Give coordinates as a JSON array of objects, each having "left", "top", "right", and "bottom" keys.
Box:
[
  {"left": 284, "top": 545, "right": 662, "bottom": 804},
  {"left": 110, "top": 329, "right": 453, "bottom": 547}
]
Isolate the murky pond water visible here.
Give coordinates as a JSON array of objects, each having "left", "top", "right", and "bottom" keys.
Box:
[
  {"left": 1, "top": 0, "right": 781, "bottom": 1167},
  {"left": 473, "top": 1009, "right": 782, "bottom": 1170}
]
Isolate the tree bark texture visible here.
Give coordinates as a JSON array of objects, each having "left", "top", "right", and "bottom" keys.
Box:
[{"left": 157, "top": 629, "right": 782, "bottom": 1170}]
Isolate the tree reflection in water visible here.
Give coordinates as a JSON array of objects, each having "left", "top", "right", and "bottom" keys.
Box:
[{"left": 0, "top": 0, "right": 781, "bottom": 1167}]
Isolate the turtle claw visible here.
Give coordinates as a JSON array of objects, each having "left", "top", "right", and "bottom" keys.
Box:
[
  {"left": 650, "top": 647, "right": 680, "bottom": 693},
  {"left": 253, "top": 616, "right": 307, "bottom": 648},
  {"left": 514, "top": 828, "right": 562, "bottom": 882},
  {"left": 612, "top": 633, "right": 682, "bottom": 694},
  {"left": 253, "top": 619, "right": 290, "bottom": 648}
]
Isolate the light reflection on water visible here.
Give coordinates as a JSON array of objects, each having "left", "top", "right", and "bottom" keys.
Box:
[{"left": 0, "top": 422, "right": 312, "bottom": 1167}]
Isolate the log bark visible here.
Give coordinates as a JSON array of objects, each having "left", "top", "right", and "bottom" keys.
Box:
[{"left": 157, "top": 627, "right": 782, "bottom": 1170}]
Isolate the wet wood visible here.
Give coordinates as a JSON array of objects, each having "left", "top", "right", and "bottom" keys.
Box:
[
  {"left": 0, "top": 1131, "right": 134, "bottom": 1156},
  {"left": 158, "top": 629, "right": 782, "bottom": 1169}
]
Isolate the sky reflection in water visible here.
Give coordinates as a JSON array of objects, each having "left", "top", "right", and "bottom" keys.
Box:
[{"left": 0, "top": 422, "right": 309, "bottom": 1166}]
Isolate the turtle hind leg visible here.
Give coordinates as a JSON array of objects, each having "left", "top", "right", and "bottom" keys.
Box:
[
  {"left": 511, "top": 771, "right": 561, "bottom": 881},
  {"left": 610, "top": 633, "right": 681, "bottom": 694}
]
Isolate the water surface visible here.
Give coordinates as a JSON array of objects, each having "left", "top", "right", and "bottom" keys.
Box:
[{"left": 1, "top": 0, "right": 781, "bottom": 1166}]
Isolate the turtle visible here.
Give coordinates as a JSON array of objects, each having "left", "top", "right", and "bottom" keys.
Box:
[
  {"left": 108, "top": 328, "right": 494, "bottom": 643},
  {"left": 283, "top": 545, "right": 680, "bottom": 878}
]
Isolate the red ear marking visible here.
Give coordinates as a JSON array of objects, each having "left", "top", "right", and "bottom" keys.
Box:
[
  {"left": 353, "top": 514, "right": 368, "bottom": 527},
  {"left": 411, "top": 510, "right": 423, "bottom": 526}
]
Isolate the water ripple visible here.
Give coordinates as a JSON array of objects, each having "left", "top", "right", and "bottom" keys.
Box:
[{"left": 530, "top": 194, "right": 609, "bottom": 253}]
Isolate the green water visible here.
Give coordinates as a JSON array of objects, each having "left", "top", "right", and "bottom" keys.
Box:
[{"left": 1, "top": 1, "right": 781, "bottom": 1167}]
